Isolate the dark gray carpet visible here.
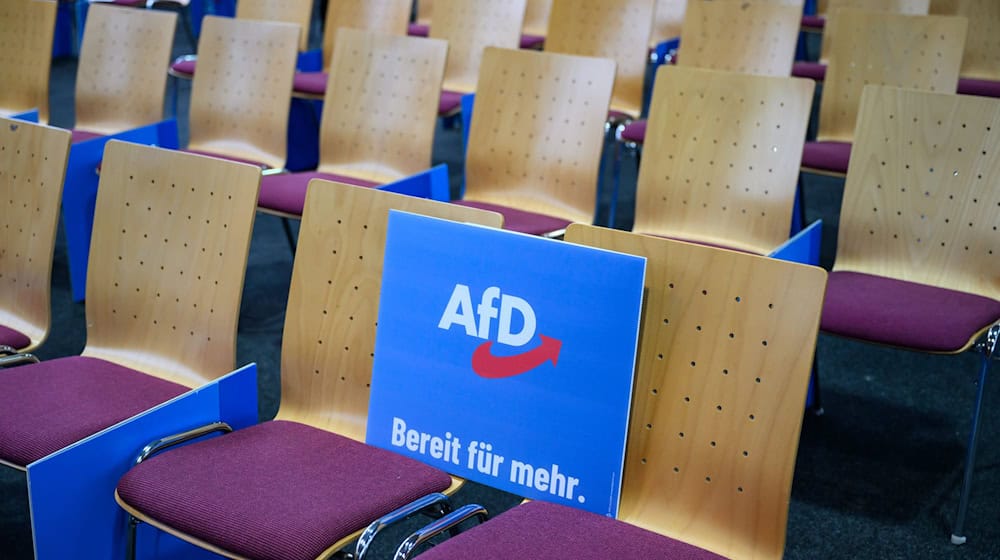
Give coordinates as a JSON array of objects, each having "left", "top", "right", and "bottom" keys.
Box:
[{"left": 2, "top": 13, "right": 998, "bottom": 560}]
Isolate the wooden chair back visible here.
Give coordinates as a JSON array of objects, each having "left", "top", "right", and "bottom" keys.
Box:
[
  {"left": 651, "top": 0, "right": 686, "bottom": 46},
  {"left": 816, "top": 10, "right": 966, "bottom": 143},
  {"left": 566, "top": 223, "right": 827, "bottom": 560},
  {"left": 187, "top": 16, "right": 300, "bottom": 169},
  {"left": 835, "top": 85, "right": 1000, "bottom": 303},
  {"left": 82, "top": 141, "right": 261, "bottom": 389},
  {"left": 633, "top": 66, "right": 814, "bottom": 253},
  {"left": 322, "top": 0, "right": 411, "bottom": 72},
  {"left": 417, "top": 0, "right": 433, "bottom": 24},
  {"left": 678, "top": 0, "right": 801, "bottom": 77},
  {"left": 318, "top": 30, "right": 448, "bottom": 183},
  {"left": 75, "top": 4, "right": 176, "bottom": 135},
  {"left": 0, "top": 119, "right": 70, "bottom": 351},
  {"left": 523, "top": 0, "right": 552, "bottom": 36},
  {"left": 235, "top": 0, "right": 313, "bottom": 51},
  {"left": 464, "top": 48, "right": 615, "bottom": 224},
  {"left": 0, "top": 1, "right": 56, "bottom": 123},
  {"left": 275, "top": 181, "right": 502, "bottom": 441},
  {"left": 817, "top": 0, "right": 931, "bottom": 65},
  {"left": 430, "top": 0, "right": 527, "bottom": 94},
  {"left": 545, "top": 0, "right": 656, "bottom": 119},
  {"left": 931, "top": 0, "right": 1000, "bottom": 80}
]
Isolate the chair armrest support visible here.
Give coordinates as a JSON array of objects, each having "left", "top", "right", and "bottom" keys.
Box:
[
  {"left": 133, "top": 421, "right": 233, "bottom": 465},
  {"left": 392, "top": 503, "right": 489, "bottom": 560},
  {"left": 0, "top": 353, "right": 39, "bottom": 367},
  {"left": 355, "top": 492, "right": 451, "bottom": 560}
]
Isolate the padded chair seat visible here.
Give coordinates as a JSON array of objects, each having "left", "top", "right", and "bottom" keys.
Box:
[
  {"left": 619, "top": 119, "right": 646, "bottom": 144},
  {"left": 415, "top": 500, "right": 727, "bottom": 560},
  {"left": 453, "top": 200, "right": 573, "bottom": 236},
  {"left": 258, "top": 171, "right": 380, "bottom": 215},
  {"left": 801, "top": 141, "right": 851, "bottom": 174},
  {"left": 821, "top": 271, "right": 1000, "bottom": 352},
  {"left": 117, "top": 420, "right": 453, "bottom": 560},
  {"left": 439, "top": 90, "right": 464, "bottom": 116},
  {"left": 520, "top": 34, "right": 545, "bottom": 50},
  {"left": 791, "top": 61, "right": 826, "bottom": 81},
  {"left": 408, "top": 22, "right": 430, "bottom": 37},
  {"left": 801, "top": 15, "right": 825, "bottom": 29},
  {"left": 71, "top": 129, "right": 104, "bottom": 144},
  {"left": 293, "top": 71, "right": 328, "bottom": 96},
  {"left": 170, "top": 58, "right": 196, "bottom": 77},
  {"left": 958, "top": 78, "right": 1000, "bottom": 99},
  {"left": 0, "top": 356, "right": 188, "bottom": 466},
  {"left": 0, "top": 324, "right": 30, "bottom": 351}
]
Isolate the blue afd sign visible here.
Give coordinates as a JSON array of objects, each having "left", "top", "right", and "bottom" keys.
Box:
[{"left": 367, "top": 211, "right": 645, "bottom": 516}]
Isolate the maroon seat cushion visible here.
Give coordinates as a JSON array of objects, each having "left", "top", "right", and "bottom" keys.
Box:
[
  {"left": 439, "top": 90, "right": 464, "bottom": 116},
  {"left": 453, "top": 200, "right": 574, "bottom": 236},
  {"left": 801, "top": 141, "right": 851, "bottom": 174},
  {"left": 258, "top": 171, "right": 381, "bottom": 215},
  {"left": 416, "top": 500, "right": 727, "bottom": 560},
  {"left": 957, "top": 78, "right": 1000, "bottom": 99},
  {"left": 821, "top": 271, "right": 1000, "bottom": 352},
  {"left": 801, "top": 15, "right": 825, "bottom": 29},
  {"left": 117, "top": 420, "right": 453, "bottom": 560},
  {"left": 619, "top": 119, "right": 646, "bottom": 144},
  {"left": 170, "top": 58, "right": 196, "bottom": 77},
  {"left": 0, "top": 356, "right": 188, "bottom": 466},
  {"left": 0, "top": 324, "right": 31, "bottom": 351},
  {"left": 293, "top": 71, "right": 328, "bottom": 96},
  {"left": 520, "top": 33, "right": 545, "bottom": 50},
  {"left": 792, "top": 61, "right": 827, "bottom": 81},
  {"left": 408, "top": 22, "right": 430, "bottom": 37},
  {"left": 71, "top": 129, "right": 104, "bottom": 144}
]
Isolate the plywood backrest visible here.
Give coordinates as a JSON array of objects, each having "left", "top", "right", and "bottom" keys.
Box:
[
  {"left": 566, "top": 223, "right": 826, "bottom": 560},
  {"left": 523, "top": 0, "right": 553, "bottom": 36},
  {"left": 322, "top": 0, "right": 411, "bottom": 72},
  {"left": 187, "top": 16, "right": 300, "bottom": 169},
  {"left": 835, "top": 86, "right": 1000, "bottom": 301},
  {"left": 75, "top": 5, "right": 176, "bottom": 135},
  {"left": 545, "top": 0, "right": 655, "bottom": 119},
  {"left": 817, "top": 11, "right": 966, "bottom": 143},
  {"left": 0, "top": 1, "right": 56, "bottom": 123},
  {"left": 651, "top": 0, "right": 686, "bottom": 46},
  {"left": 0, "top": 119, "right": 70, "bottom": 350},
  {"left": 82, "top": 141, "right": 261, "bottom": 388},
  {"left": 275, "top": 181, "right": 503, "bottom": 440},
  {"left": 931, "top": 0, "right": 1000, "bottom": 80},
  {"left": 235, "top": 0, "right": 313, "bottom": 51},
  {"left": 818, "top": 0, "right": 931, "bottom": 65},
  {"left": 417, "top": 0, "right": 433, "bottom": 24},
  {"left": 319, "top": 30, "right": 448, "bottom": 183},
  {"left": 678, "top": 0, "right": 801, "bottom": 77},
  {"left": 464, "top": 48, "right": 615, "bottom": 224},
  {"left": 634, "top": 66, "right": 814, "bottom": 253},
  {"left": 429, "top": 0, "right": 526, "bottom": 93}
]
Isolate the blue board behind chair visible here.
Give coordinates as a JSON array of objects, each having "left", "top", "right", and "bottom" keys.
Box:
[{"left": 367, "top": 211, "right": 646, "bottom": 517}]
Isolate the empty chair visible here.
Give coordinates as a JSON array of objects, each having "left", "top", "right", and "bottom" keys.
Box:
[
  {"left": 545, "top": 0, "right": 656, "bottom": 122},
  {"left": 292, "top": 0, "right": 412, "bottom": 98},
  {"left": 0, "top": 0, "right": 57, "bottom": 123},
  {"left": 821, "top": 85, "right": 1000, "bottom": 544},
  {"left": 931, "top": 0, "right": 1000, "bottom": 98},
  {"left": 454, "top": 47, "right": 615, "bottom": 236},
  {"left": 430, "top": 0, "right": 527, "bottom": 117},
  {"left": 409, "top": 0, "right": 433, "bottom": 36},
  {"left": 0, "top": 139, "right": 260, "bottom": 473},
  {"left": 800, "top": 10, "right": 966, "bottom": 177},
  {"left": 257, "top": 29, "right": 448, "bottom": 217},
  {"left": 633, "top": 66, "right": 814, "bottom": 254},
  {"left": 394, "top": 223, "right": 828, "bottom": 560},
  {"left": 115, "top": 182, "right": 502, "bottom": 560},
  {"left": 799, "top": 0, "right": 929, "bottom": 31},
  {"left": 0, "top": 118, "right": 71, "bottom": 356}
]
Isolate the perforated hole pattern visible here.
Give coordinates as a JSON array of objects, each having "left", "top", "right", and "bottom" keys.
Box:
[
  {"left": 0, "top": 2, "right": 53, "bottom": 114},
  {"left": 431, "top": 0, "right": 526, "bottom": 92},
  {"left": 324, "top": 0, "right": 411, "bottom": 70},
  {"left": 679, "top": 1, "right": 800, "bottom": 77}
]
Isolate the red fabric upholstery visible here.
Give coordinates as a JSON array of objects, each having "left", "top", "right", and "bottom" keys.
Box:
[
  {"left": 453, "top": 200, "right": 573, "bottom": 236},
  {"left": 170, "top": 58, "right": 196, "bottom": 77},
  {"left": 0, "top": 325, "right": 31, "bottom": 351},
  {"left": 293, "top": 71, "right": 328, "bottom": 96},
  {"left": 957, "top": 78, "right": 1000, "bottom": 99},
  {"left": 619, "top": 119, "right": 646, "bottom": 144},
  {"left": 117, "top": 420, "right": 453, "bottom": 560},
  {"left": 792, "top": 62, "right": 827, "bottom": 81},
  {"left": 520, "top": 34, "right": 545, "bottom": 50},
  {"left": 258, "top": 171, "right": 380, "bottom": 215},
  {"left": 71, "top": 129, "right": 103, "bottom": 144},
  {"left": 416, "top": 501, "right": 727, "bottom": 560},
  {"left": 408, "top": 22, "right": 430, "bottom": 37},
  {"left": 439, "top": 90, "right": 464, "bottom": 116},
  {"left": 822, "top": 271, "right": 1000, "bottom": 352},
  {"left": 801, "top": 15, "right": 825, "bottom": 29},
  {"left": 801, "top": 141, "right": 851, "bottom": 174},
  {"left": 0, "top": 356, "right": 188, "bottom": 466}
]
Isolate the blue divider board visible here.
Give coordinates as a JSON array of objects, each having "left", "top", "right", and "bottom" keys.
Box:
[
  {"left": 28, "top": 364, "right": 258, "bottom": 560},
  {"left": 10, "top": 109, "right": 39, "bottom": 123},
  {"left": 367, "top": 212, "right": 646, "bottom": 517}
]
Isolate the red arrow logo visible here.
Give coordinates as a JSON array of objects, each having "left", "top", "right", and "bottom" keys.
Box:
[{"left": 471, "top": 335, "right": 562, "bottom": 379}]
